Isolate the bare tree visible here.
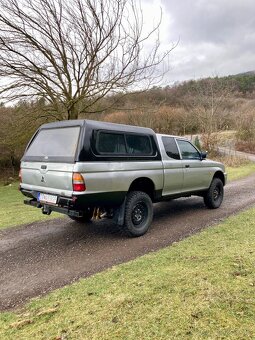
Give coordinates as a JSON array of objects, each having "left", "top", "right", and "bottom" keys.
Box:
[
  {"left": 0, "top": 0, "right": 173, "bottom": 120},
  {"left": 183, "top": 77, "right": 234, "bottom": 152}
]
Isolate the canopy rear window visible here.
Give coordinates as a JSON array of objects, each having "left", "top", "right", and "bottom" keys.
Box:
[{"left": 24, "top": 126, "right": 80, "bottom": 162}]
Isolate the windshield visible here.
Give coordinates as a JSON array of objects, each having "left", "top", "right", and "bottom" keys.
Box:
[{"left": 24, "top": 126, "right": 81, "bottom": 162}]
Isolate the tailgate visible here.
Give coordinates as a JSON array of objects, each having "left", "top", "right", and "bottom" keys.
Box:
[{"left": 20, "top": 161, "right": 75, "bottom": 197}]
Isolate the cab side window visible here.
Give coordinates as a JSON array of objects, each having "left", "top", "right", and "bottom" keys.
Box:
[
  {"left": 162, "top": 137, "right": 180, "bottom": 160},
  {"left": 176, "top": 140, "right": 201, "bottom": 160}
]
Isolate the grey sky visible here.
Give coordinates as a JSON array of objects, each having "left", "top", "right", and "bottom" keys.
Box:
[{"left": 143, "top": 0, "right": 255, "bottom": 83}]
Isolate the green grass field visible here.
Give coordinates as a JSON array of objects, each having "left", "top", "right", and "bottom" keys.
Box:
[
  {"left": 0, "top": 183, "right": 61, "bottom": 230},
  {"left": 0, "top": 162, "right": 254, "bottom": 230},
  {"left": 227, "top": 163, "right": 255, "bottom": 181},
  {"left": 1, "top": 207, "right": 255, "bottom": 339}
]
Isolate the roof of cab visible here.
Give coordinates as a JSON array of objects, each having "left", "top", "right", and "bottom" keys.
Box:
[
  {"left": 156, "top": 133, "right": 189, "bottom": 141},
  {"left": 39, "top": 119, "right": 156, "bottom": 135}
]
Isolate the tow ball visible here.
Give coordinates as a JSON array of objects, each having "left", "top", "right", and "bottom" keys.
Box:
[{"left": 42, "top": 205, "right": 52, "bottom": 215}]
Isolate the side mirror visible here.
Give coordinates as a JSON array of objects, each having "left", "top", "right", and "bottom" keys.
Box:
[{"left": 200, "top": 151, "right": 207, "bottom": 160}]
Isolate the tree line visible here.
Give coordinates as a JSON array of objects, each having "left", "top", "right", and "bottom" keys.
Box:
[{"left": 1, "top": 73, "right": 255, "bottom": 177}]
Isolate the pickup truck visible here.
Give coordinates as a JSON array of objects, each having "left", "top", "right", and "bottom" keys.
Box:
[{"left": 20, "top": 119, "right": 227, "bottom": 237}]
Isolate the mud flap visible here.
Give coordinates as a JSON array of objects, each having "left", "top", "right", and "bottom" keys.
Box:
[{"left": 113, "top": 198, "right": 126, "bottom": 226}]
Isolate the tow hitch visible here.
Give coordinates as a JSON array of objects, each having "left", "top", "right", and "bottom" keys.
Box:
[
  {"left": 24, "top": 198, "right": 86, "bottom": 218},
  {"left": 42, "top": 205, "right": 52, "bottom": 215}
]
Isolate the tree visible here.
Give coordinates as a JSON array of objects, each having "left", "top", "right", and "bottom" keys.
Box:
[
  {"left": 0, "top": 0, "right": 173, "bottom": 120},
  {"left": 0, "top": 101, "right": 47, "bottom": 174},
  {"left": 183, "top": 77, "right": 234, "bottom": 152},
  {"left": 194, "top": 135, "right": 201, "bottom": 151},
  {"left": 235, "top": 106, "right": 255, "bottom": 153}
]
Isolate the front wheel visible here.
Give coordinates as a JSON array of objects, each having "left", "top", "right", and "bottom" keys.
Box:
[
  {"left": 204, "top": 178, "right": 224, "bottom": 209},
  {"left": 122, "top": 191, "right": 153, "bottom": 237}
]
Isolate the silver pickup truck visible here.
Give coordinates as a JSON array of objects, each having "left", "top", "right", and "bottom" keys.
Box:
[{"left": 20, "top": 120, "right": 227, "bottom": 237}]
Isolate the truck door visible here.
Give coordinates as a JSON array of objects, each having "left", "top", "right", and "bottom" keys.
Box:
[
  {"left": 176, "top": 139, "right": 209, "bottom": 192},
  {"left": 159, "top": 136, "right": 184, "bottom": 196}
]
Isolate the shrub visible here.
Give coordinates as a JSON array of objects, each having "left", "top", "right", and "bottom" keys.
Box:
[
  {"left": 213, "top": 155, "right": 250, "bottom": 167},
  {"left": 194, "top": 136, "right": 201, "bottom": 150},
  {"left": 235, "top": 141, "right": 255, "bottom": 154}
]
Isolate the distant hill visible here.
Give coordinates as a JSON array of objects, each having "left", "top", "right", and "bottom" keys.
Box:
[
  {"left": 227, "top": 72, "right": 255, "bottom": 94},
  {"left": 236, "top": 70, "right": 255, "bottom": 76},
  {"left": 170, "top": 71, "right": 255, "bottom": 96},
  {"left": 168, "top": 71, "right": 255, "bottom": 97},
  {"left": 103, "top": 72, "right": 255, "bottom": 112}
]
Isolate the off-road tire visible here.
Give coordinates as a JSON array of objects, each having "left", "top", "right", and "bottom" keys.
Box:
[
  {"left": 69, "top": 208, "right": 93, "bottom": 223},
  {"left": 204, "top": 178, "right": 224, "bottom": 209},
  {"left": 122, "top": 191, "right": 153, "bottom": 237}
]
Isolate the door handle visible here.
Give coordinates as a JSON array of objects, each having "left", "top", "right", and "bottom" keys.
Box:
[{"left": 185, "top": 164, "right": 190, "bottom": 168}]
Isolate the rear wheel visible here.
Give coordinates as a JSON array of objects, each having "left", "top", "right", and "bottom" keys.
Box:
[
  {"left": 122, "top": 191, "right": 153, "bottom": 237},
  {"left": 204, "top": 178, "right": 224, "bottom": 209},
  {"left": 69, "top": 207, "right": 93, "bottom": 223}
]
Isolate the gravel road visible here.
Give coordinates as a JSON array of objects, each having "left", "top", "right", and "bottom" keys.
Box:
[{"left": 1, "top": 174, "right": 255, "bottom": 311}]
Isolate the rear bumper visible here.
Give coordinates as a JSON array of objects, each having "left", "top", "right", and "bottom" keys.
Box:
[
  {"left": 20, "top": 187, "right": 126, "bottom": 216},
  {"left": 24, "top": 199, "right": 83, "bottom": 217}
]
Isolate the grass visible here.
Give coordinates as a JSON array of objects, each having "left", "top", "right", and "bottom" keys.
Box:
[
  {"left": 212, "top": 153, "right": 255, "bottom": 181},
  {"left": 0, "top": 183, "right": 61, "bottom": 230},
  {"left": 1, "top": 207, "right": 255, "bottom": 339},
  {"left": 227, "top": 163, "right": 255, "bottom": 181}
]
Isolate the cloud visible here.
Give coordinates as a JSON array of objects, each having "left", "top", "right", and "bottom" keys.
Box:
[
  {"left": 144, "top": 0, "right": 255, "bottom": 82},
  {"left": 165, "top": 0, "right": 255, "bottom": 44}
]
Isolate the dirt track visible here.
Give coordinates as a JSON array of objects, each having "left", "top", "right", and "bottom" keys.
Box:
[{"left": 1, "top": 174, "right": 255, "bottom": 311}]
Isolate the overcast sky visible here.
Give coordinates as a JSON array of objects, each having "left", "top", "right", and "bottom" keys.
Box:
[{"left": 142, "top": 0, "right": 255, "bottom": 84}]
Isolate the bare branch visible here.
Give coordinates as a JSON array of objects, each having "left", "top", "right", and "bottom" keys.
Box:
[{"left": 0, "top": 0, "right": 173, "bottom": 119}]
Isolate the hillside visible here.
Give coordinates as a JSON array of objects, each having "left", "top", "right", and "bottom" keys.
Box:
[{"left": 0, "top": 72, "right": 255, "bottom": 178}]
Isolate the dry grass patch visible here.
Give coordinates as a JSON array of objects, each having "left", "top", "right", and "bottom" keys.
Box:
[
  {"left": 212, "top": 154, "right": 255, "bottom": 181},
  {"left": 214, "top": 155, "right": 250, "bottom": 168}
]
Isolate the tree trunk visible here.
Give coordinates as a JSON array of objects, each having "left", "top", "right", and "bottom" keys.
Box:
[
  {"left": 67, "top": 106, "right": 79, "bottom": 120},
  {"left": 10, "top": 152, "right": 15, "bottom": 176}
]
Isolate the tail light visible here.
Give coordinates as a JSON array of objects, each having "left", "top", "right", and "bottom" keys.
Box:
[
  {"left": 72, "top": 172, "right": 86, "bottom": 192},
  {"left": 19, "top": 169, "right": 22, "bottom": 183}
]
